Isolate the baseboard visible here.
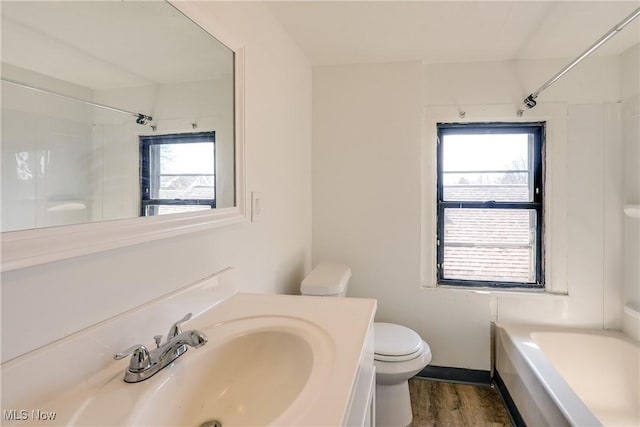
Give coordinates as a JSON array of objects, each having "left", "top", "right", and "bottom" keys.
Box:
[
  {"left": 493, "top": 370, "right": 526, "bottom": 427},
  {"left": 414, "top": 365, "right": 491, "bottom": 386}
]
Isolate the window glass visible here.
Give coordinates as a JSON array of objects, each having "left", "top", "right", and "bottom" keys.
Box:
[
  {"left": 144, "top": 204, "right": 212, "bottom": 216},
  {"left": 155, "top": 143, "right": 214, "bottom": 175},
  {"left": 442, "top": 208, "right": 536, "bottom": 283},
  {"left": 441, "top": 133, "right": 532, "bottom": 202},
  {"left": 149, "top": 142, "right": 215, "bottom": 200}
]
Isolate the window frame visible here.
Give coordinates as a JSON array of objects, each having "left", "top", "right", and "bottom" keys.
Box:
[
  {"left": 436, "top": 122, "right": 545, "bottom": 289},
  {"left": 139, "top": 131, "right": 216, "bottom": 217}
]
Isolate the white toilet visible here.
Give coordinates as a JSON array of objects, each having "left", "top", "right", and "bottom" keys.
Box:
[{"left": 301, "top": 262, "right": 432, "bottom": 427}]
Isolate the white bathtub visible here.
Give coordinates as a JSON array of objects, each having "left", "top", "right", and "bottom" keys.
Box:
[{"left": 496, "top": 324, "right": 639, "bottom": 427}]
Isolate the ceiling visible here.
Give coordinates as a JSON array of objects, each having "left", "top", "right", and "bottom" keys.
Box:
[
  {"left": 2, "top": 1, "right": 638, "bottom": 88},
  {"left": 265, "top": 1, "right": 640, "bottom": 65},
  {"left": 1, "top": 1, "right": 233, "bottom": 90}
]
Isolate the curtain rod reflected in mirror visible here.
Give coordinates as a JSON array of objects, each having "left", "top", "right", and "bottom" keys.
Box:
[{"left": 1, "top": 78, "right": 153, "bottom": 125}]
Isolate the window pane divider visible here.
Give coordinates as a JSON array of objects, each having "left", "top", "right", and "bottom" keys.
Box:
[
  {"left": 443, "top": 169, "right": 529, "bottom": 174},
  {"left": 142, "top": 199, "right": 215, "bottom": 206},
  {"left": 158, "top": 173, "right": 215, "bottom": 177},
  {"left": 444, "top": 243, "right": 534, "bottom": 249},
  {"left": 439, "top": 201, "right": 540, "bottom": 209},
  {"left": 438, "top": 279, "right": 544, "bottom": 289}
]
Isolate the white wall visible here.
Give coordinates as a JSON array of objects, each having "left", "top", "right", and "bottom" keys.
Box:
[
  {"left": 313, "top": 55, "right": 627, "bottom": 370},
  {"left": 313, "top": 62, "right": 491, "bottom": 369},
  {"left": 620, "top": 44, "right": 640, "bottom": 339},
  {"left": 1, "top": 1, "right": 312, "bottom": 363}
]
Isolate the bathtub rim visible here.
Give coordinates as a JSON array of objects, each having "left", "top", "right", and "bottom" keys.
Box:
[{"left": 495, "top": 323, "right": 621, "bottom": 427}]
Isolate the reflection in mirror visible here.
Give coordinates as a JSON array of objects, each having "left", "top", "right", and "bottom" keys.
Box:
[{"left": 1, "top": 1, "right": 235, "bottom": 233}]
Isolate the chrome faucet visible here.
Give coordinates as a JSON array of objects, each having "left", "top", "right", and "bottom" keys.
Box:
[{"left": 114, "top": 313, "right": 208, "bottom": 383}]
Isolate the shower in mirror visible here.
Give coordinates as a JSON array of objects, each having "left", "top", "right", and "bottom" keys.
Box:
[{"left": 1, "top": 1, "right": 236, "bottom": 232}]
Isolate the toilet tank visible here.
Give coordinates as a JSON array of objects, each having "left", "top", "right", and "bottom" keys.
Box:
[{"left": 301, "top": 262, "right": 352, "bottom": 297}]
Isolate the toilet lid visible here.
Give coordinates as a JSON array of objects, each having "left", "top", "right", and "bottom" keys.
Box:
[{"left": 374, "top": 322, "right": 423, "bottom": 357}]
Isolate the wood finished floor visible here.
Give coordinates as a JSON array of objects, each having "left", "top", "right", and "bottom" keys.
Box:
[{"left": 409, "top": 378, "right": 512, "bottom": 427}]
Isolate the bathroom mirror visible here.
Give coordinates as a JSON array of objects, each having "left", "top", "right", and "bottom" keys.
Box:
[{"left": 1, "top": 1, "right": 246, "bottom": 270}]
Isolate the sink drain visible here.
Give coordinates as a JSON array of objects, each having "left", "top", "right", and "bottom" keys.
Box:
[{"left": 198, "top": 420, "right": 222, "bottom": 427}]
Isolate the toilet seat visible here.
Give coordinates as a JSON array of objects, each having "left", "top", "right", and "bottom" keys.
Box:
[
  {"left": 374, "top": 340, "right": 432, "bottom": 380},
  {"left": 374, "top": 322, "right": 426, "bottom": 362},
  {"left": 375, "top": 340, "right": 428, "bottom": 362}
]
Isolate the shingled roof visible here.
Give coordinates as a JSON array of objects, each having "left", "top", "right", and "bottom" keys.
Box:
[
  {"left": 153, "top": 175, "right": 215, "bottom": 215},
  {"left": 442, "top": 185, "right": 535, "bottom": 283}
]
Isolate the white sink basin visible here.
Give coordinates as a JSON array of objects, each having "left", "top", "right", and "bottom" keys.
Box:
[
  {"left": 71, "top": 316, "right": 334, "bottom": 427},
  {"left": 131, "top": 330, "right": 313, "bottom": 426}
]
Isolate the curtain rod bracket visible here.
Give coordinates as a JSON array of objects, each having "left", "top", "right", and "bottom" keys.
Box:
[
  {"left": 136, "top": 114, "right": 153, "bottom": 125},
  {"left": 524, "top": 95, "right": 537, "bottom": 109}
]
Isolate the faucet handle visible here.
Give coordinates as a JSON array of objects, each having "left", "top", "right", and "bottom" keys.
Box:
[
  {"left": 167, "top": 313, "right": 193, "bottom": 339},
  {"left": 114, "top": 345, "right": 151, "bottom": 372}
]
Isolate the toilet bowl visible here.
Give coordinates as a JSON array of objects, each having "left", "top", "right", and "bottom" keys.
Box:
[
  {"left": 300, "top": 262, "right": 432, "bottom": 427},
  {"left": 374, "top": 322, "right": 432, "bottom": 427}
]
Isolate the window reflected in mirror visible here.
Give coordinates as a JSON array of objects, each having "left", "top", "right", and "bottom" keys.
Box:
[{"left": 140, "top": 132, "right": 216, "bottom": 216}]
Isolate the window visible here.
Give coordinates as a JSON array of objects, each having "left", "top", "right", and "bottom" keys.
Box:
[
  {"left": 436, "top": 123, "right": 545, "bottom": 288},
  {"left": 140, "top": 132, "right": 216, "bottom": 216}
]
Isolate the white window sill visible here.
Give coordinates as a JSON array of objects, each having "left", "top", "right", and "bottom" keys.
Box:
[{"left": 421, "top": 283, "right": 568, "bottom": 298}]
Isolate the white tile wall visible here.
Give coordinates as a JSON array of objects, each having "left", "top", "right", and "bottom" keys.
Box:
[{"left": 621, "top": 44, "right": 639, "bottom": 339}]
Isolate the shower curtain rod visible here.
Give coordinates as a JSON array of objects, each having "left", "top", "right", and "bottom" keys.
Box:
[
  {"left": 524, "top": 6, "right": 640, "bottom": 109},
  {"left": 1, "top": 78, "right": 153, "bottom": 125}
]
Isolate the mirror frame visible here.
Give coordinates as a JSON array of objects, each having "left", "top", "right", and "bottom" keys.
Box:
[{"left": 1, "top": 1, "right": 247, "bottom": 272}]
